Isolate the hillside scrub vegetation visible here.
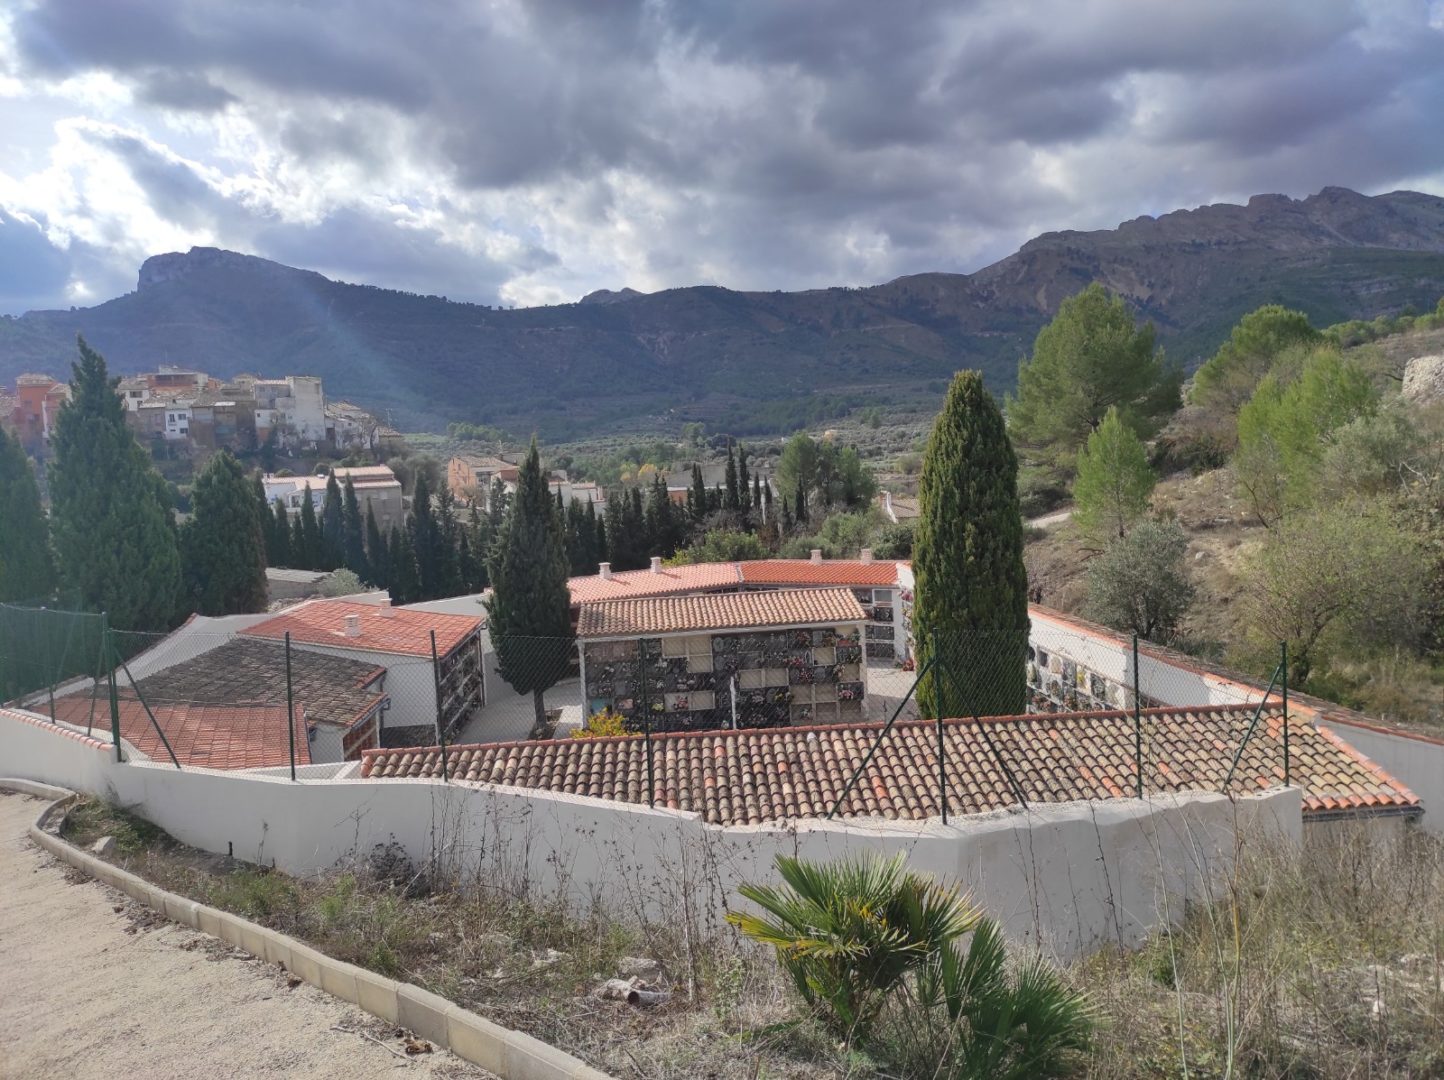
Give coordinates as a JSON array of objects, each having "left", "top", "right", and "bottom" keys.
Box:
[{"left": 1027, "top": 294, "right": 1444, "bottom": 729}]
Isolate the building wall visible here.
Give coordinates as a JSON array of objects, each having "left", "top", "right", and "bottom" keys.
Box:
[
  {"left": 582, "top": 622, "right": 867, "bottom": 731},
  {"left": 0, "top": 704, "right": 1302, "bottom": 961}
]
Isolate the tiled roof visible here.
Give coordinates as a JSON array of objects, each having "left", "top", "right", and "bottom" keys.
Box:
[
  {"left": 578, "top": 587, "right": 865, "bottom": 639},
  {"left": 359, "top": 706, "right": 1419, "bottom": 825},
  {"left": 567, "top": 562, "right": 744, "bottom": 603},
  {"left": 330, "top": 466, "right": 400, "bottom": 488},
  {"left": 50, "top": 698, "right": 309, "bottom": 771},
  {"left": 126, "top": 637, "right": 384, "bottom": 731},
  {"left": 738, "top": 559, "right": 903, "bottom": 587},
  {"left": 241, "top": 599, "right": 481, "bottom": 658}
]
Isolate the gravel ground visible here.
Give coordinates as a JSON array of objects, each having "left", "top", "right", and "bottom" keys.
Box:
[{"left": 0, "top": 790, "right": 493, "bottom": 1080}]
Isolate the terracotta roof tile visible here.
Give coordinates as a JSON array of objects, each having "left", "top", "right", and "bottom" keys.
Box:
[
  {"left": 360, "top": 706, "right": 1420, "bottom": 825},
  {"left": 577, "top": 587, "right": 865, "bottom": 638},
  {"left": 738, "top": 559, "right": 902, "bottom": 587},
  {"left": 49, "top": 698, "right": 309, "bottom": 770},
  {"left": 567, "top": 562, "right": 743, "bottom": 603},
  {"left": 241, "top": 599, "right": 481, "bottom": 658},
  {"left": 124, "top": 638, "right": 384, "bottom": 731}
]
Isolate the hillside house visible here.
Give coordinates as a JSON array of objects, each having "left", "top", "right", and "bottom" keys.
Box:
[
  {"left": 240, "top": 600, "right": 484, "bottom": 746},
  {"left": 263, "top": 465, "right": 404, "bottom": 532}
]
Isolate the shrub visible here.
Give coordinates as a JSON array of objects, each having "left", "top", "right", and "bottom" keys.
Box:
[{"left": 571, "top": 708, "right": 629, "bottom": 738}]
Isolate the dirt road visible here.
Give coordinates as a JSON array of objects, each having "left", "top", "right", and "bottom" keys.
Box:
[{"left": 0, "top": 790, "right": 490, "bottom": 1079}]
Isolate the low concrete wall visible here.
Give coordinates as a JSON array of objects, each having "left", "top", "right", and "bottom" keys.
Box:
[{"left": 1, "top": 706, "right": 1301, "bottom": 961}]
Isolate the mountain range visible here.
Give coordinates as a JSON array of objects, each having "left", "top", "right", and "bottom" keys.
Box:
[{"left": 4, "top": 185, "right": 1444, "bottom": 437}]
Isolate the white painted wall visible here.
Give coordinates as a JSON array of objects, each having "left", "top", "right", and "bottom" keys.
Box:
[
  {"left": 1, "top": 705, "right": 1300, "bottom": 961},
  {"left": 1316, "top": 718, "right": 1444, "bottom": 832}
]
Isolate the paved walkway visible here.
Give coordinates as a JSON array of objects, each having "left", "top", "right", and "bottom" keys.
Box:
[{"left": 0, "top": 790, "right": 490, "bottom": 1079}]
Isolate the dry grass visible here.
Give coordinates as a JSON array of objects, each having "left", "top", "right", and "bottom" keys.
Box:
[
  {"left": 59, "top": 799, "right": 854, "bottom": 1080},
  {"left": 1081, "top": 823, "right": 1444, "bottom": 1079}
]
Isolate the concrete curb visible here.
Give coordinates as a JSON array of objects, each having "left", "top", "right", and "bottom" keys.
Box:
[{"left": 1, "top": 780, "right": 616, "bottom": 1080}]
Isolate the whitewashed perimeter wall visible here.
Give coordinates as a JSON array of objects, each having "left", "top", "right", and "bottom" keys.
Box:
[{"left": 2, "top": 707, "right": 1300, "bottom": 961}]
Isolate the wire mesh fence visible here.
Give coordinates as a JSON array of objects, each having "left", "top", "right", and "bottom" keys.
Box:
[{"left": 3, "top": 599, "right": 1299, "bottom": 816}]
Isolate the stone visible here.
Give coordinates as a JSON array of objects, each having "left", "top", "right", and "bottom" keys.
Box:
[
  {"left": 90, "top": 836, "right": 116, "bottom": 857},
  {"left": 1402, "top": 354, "right": 1444, "bottom": 403},
  {"left": 617, "top": 956, "right": 660, "bottom": 979}
]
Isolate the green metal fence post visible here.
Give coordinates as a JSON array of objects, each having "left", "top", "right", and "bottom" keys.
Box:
[
  {"left": 105, "top": 622, "right": 122, "bottom": 763},
  {"left": 285, "top": 631, "right": 297, "bottom": 782},
  {"left": 431, "top": 630, "right": 450, "bottom": 782},
  {"left": 932, "top": 628, "right": 947, "bottom": 825},
  {"left": 1281, "top": 641, "right": 1290, "bottom": 789},
  {"left": 1133, "top": 633, "right": 1143, "bottom": 799}
]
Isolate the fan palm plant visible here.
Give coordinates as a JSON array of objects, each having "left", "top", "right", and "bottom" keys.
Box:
[{"left": 727, "top": 853, "right": 981, "bottom": 1037}]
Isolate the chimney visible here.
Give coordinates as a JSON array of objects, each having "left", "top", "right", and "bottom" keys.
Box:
[
  {"left": 810, "top": 548, "right": 823, "bottom": 564},
  {"left": 599, "top": 562, "right": 612, "bottom": 580},
  {"left": 343, "top": 613, "right": 362, "bottom": 638},
  {"left": 378, "top": 602, "right": 398, "bottom": 619},
  {"left": 860, "top": 548, "right": 874, "bottom": 564},
  {"left": 650, "top": 556, "right": 662, "bottom": 574}
]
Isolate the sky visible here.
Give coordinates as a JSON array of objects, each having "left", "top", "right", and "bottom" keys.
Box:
[{"left": 2, "top": 0, "right": 1443, "bottom": 316}]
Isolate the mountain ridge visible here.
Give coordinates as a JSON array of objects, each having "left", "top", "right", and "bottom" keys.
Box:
[{"left": 4, "top": 186, "right": 1444, "bottom": 436}]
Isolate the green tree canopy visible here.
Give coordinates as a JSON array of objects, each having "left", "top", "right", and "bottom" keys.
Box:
[
  {"left": 1008, "top": 283, "right": 1180, "bottom": 452},
  {"left": 775, "top": 433, "right": 876, "bottom": 511},
  {"left": 1072, "top": 406, "right": 1156, "bottom": 544},
  {"left": 180, "top": 451, "right": 268, "bottom": 615},
  {"left": 485, "top": 440, "right": 574, "bottom": 729},
  {"left": 0, "top": 426, "right": 55, "bottom": 603},
  {"left": 1190, "top": 304, "right": 1322, "bottom": 413},
  {"left": 668, "top": 529, "right": 768, "bottom": 565},
  {"left": 48, "top": 338, "right": 181, "bottom": 630},
  {"left": 1084, "top": 519, "right": 1194, "bottom": 642},
  {"left": 913, "top": 370, "right": 1029, "bottom": 718},
  {"left": 1235, "top": 348, "right": 1378, "bottom": 526}
]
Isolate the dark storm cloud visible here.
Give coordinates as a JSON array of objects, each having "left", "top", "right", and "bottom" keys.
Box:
[{"left": 5, "top": 0, "right": 1444, "bottom": 311}]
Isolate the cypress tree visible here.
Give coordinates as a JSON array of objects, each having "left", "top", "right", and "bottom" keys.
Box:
[
  {"left": 408, "top": 470, "right": 443, "bottom": 599},
  {"left": 794, "top": 478, "right": 809, "bottom": 524},
  {"left": 0, "top": 425, "right": 55, "bottom": 603},
  {"left": 271, "top": 498, "right": 291, "bottom": 567},
  {"left": 752, "top": 474, "right": 763, "bottom": 520},
  {"left": 290, "top": 510, "right": 307, "bottom": 569},
  {"left": 342, "top": 477, "right": 369, "bottom": 579},
  {"left": 48, "top": 337, "right": 181, "bottom": 630},
  {"left": 690, "top": 464, "right": 707, "bottom": 524},
  {"left": 364, "top": 504, "right": 388, "bottom": 588},
  {"left": 180, "top": 450, "right": 268, "bottom": 615},
  {"left": 724, "top": 444, "right": 741, "bottom": 512},
  {"left": 603, "top": 492, "right": 628, "bottom": 569},
  {"left": 467, "top": 504, "right": 490, "bottom": 589},
  {"left": 565, "top": 498, "right": 590, "bottom": 575},
  {"left": 252, "top": 473, "right": 276, "bottom": 565},
  {"left": 738, "top": 444, "right": 751, "bottom": 513},
  {"left": 434, "top": 482, "right": 463, "bottom": 597},
  {"left": 762, "top": 478, "right": 772, "bottom": 520},
  {"left": 321, "top": 473, "right": 344, "bottom": 569},
  {"left": 594, "top": 500, "right": 608, "bottom": 563},
  {"left": 486, "top": 440, "right": 573, "bottom": 730},
  {"left": 298, "top": 484, "right": 323, "bottom": 569},
  {"left": 388, "top": 526, "right": 419, "bottom": 604},
  {"left": 913, "top": 370, "right": 1028, "bottom": 718},
  {"left": 457, "top": 530, "right": 480, "bottom": 593},
  {"left": 629, "top": 487, "right": 647, "bottom": 565},
  {"left": 645, "top": 473, "right": 680, "bottom": 559}
]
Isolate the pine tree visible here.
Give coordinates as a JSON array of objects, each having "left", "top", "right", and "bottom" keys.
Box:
[
  {"left": 321, "top": 472, "right": 344, "bottom": 569},
  {"left": 180, "top": 450, "right": 268, "bottom": 615},
  {"left": 298, "top": 484, "right": 323, "bottom": 570},
  {"left": 364, "top": 504, "right": 388, "bottom": 588},
  {"left": 486, "top": 440, "right": 573, "bottom": 730},
  {"left": 1072, "top": 405, "right": 1156, "bottom": 544},
  {"left": 913, "top": 370, "right": 1029, "bottom": 718},
  {"left": 48, "top": 338, "right": 181, "bottom": 630},
  {"left": 0, "top": 425, "right": 55, "bottom": 603},
  {"left": 690, "top": 464, "right": 707, "bottom": 524},
  {"left": 341, "top": 477, "right": 368, "bottom": 579},
  {"left": 271, "top": 498, "right": 292, "bottom": 568}
]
